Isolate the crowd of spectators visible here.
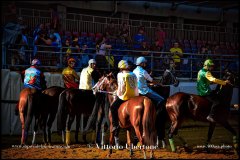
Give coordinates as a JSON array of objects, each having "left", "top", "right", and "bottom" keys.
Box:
[{"left": 6, "top": 15, "right": 239, "bottom": 75}]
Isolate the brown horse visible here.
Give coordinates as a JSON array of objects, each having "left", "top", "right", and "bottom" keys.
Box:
[
  {"left": 56, "top": 88, "right": 96, "bottom": 145},
  {"left": 17, "top": 88, "right": 42, "bottom": 145},
  {"left": 17, "top": 86, "right": 65, "bottom": 145},
  {"left": 165, "top": 70, "right": 238, "bottom": 153},
  {"left": 32, "top": 86, "right": 65, "bottom": 145},
  {"left": 95, "top": 74, "right": 157, "bottom": 159}
]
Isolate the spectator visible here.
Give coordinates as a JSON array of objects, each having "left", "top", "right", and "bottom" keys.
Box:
[
  {"left": 105, "top": 21, "right": 117, "bottom": 39},
  {"left": 169, "top": 42, "right": 183, "bottom": 72},
  {"left": 49, "top": 7, "right": 60, "bottom": 31},
  {"left": 18, "top": 28, "right": 29, "bottom": 64},
  {"left": 62, "top": 39, "right": 72, "bottom": 66},
  {"left": 96, "top": 36, "right": 113, "bottom": 68},
  {"left": 151, "top": 40, "right": 163, "bottom": 69},
  {"left": 119, "top": 22, "right": 131, "bottom": 43},
  {"left": 75, "top": 44, "right": 90, "bottom": 69},
  {"left": 133, "top": 26, "right": 147, "bottom": 50},
  {"left": 155, "top": 24, "right": 166, "bottom": 51},
  {"left": 139, "top": 41, "right": 150, "bottom": 56}
]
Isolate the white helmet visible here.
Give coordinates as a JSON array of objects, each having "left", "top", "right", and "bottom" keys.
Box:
[
  {"left": 88, "top": 59, "right": 96, "bottom": 66},
  {"left": 136, "top": 57, "right": 147, "bottom": 65}
]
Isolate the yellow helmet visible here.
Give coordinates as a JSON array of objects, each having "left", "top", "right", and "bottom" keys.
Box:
[
  {"left": 118, "top": 60, "right": 128, "bottom": 69},
  {"left": 204, "top": 59, "right": 214, "bottom": 66}
]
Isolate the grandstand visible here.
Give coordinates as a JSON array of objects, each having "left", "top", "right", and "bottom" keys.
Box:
[{"left": 1, "top": 1, "right": 239, "bottom": 79}]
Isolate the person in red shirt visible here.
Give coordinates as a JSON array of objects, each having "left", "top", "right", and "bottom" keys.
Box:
[{"left": 62, "top": 58, "right": 80, "bottom": 89}]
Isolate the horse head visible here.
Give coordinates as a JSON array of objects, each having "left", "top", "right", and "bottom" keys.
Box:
[
  {"left": 92, "top": 72, "right": 118, "bottom": 95},
  {"left": 222, "top": 69, "right": 237, "bottom": 86},
  {"left": 160, "top": 69, "right": 179, "bottom": 87},
  {"left": 215, "top": 69, "right": 236, "bottom": 105}
]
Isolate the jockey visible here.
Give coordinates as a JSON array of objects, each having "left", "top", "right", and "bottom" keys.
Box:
[
  {"left": 16, "top": 59, "right": 47, "bottom": 115},
  {"left": 62, "top": 57, "right": 80, "bottom": 89},
  {"left": 23, "top": 58, "right": 47, "bottom": 91},
  {"left": 111, "top": 60, "right": 139, "bottom": 134},
  {"left": 197, "top": 59, "right": 230, "bottom": 123},
  {"left": 79, "top": 59, "right": 101, "bottom": 93},
  {"left": 133, "top": 56, "right": 165, "bottom": 108}
]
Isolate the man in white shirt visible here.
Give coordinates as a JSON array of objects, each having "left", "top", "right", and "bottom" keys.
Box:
[{"left": 133, "top": 56, "right": 165, "bottom": 108}]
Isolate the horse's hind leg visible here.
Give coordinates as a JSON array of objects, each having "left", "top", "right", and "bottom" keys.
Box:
[
  {"left": 19, "top": 111, "right": 25, "bottom": 145},
  {"left": 168, "top": 119, "right": 182, "bottom": 152},
  {"left": 66, "top": 114, "right": 75, "bottom": 145},
  {"left": 96, "top": 107, "right": 104, "bottom": 145},
  {"left": 75, "top": 114, "right": 80, "bottom": 144},
  {"left": 24, "top": 94, "right": 35, "bottom": 145},
  {"left": 204, "top": 122, "right": 216, "bottom": 153},
  {"left": 126, "top": 128, "right": 133, "bottom": 157},
  {"left": 220, "top": 120, "right": 238, "bottom": 154},
  {"left": 32, "top": 114, "right": 40, "bottom": 145},
  {"left": 46, "top": 112, "right": 56, "bottom": 145}
]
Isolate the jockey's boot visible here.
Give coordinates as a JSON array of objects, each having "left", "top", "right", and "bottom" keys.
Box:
[
  {"left": 206, "top": 115, "right": 216, "bottom": 123},
  {"left": 66, "top": 130, "right": 71, "bottom": 145}
]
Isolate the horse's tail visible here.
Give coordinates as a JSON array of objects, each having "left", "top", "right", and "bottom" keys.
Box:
[
  {"left": 142, "top": 97, "right": 157, "bottom": 146},
  {"left": 57, "top": 90, "right": 67, "bottom": 132}
]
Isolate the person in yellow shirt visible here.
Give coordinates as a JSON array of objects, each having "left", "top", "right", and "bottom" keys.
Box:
[
  {"left": 170, "top": 42, "right": 183, "bottom": 73},
  {"left": 111, "top": 60, "right": 139, "bottom": 135},
  {"left": 62, "top": 58, "right": 79, "bottom": 88},
  {"left": 79, "top": 59, "right": 100, "bottom": 92}
]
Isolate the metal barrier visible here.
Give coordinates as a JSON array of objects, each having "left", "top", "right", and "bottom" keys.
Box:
[
  {"left": 3, "top": 44, "right": 239, "bottom": 80},
  {"left": 1, "top": 8, "right": 239, "bottom": 43}
]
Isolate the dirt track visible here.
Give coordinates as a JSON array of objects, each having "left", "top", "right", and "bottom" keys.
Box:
[{"left": 1, "top": 123, "right": 239, "bottom": 159}]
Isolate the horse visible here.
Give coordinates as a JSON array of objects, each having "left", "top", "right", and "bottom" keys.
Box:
[
  {"left": 56, "top": 88, "right": 96, "bottom": 145},
  {"left": 92, "top": 73, "right": 157, "bottom": 159},
  {"left": 31, "top": 86, "right": 65, "bottom": 145},
  {"left": 148, "top": 68, "right": 179, "bottom": 148},
  {"left": 17, "top": 86, "right": 65, "bottom": 145},
  {"left": 165, "top": 70, "right": 239, "bottom": 154},
  {"left": 17, "top": 88, "right": 42, "bottom": 145}
]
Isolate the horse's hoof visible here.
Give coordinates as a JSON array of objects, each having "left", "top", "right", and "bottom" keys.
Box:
[{"left": 107, "top": 154, "right": 111, "bottom": 158}]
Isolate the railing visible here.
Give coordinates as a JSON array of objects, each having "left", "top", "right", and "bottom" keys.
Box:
[
  {"left": 3, "top": 44, "right": 239, "bottom": 80},
  {"left": 1, "top": 8, "right": 239, "bottom": 43}
]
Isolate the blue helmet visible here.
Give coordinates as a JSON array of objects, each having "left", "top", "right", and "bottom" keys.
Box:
[{"left": 136, "top": 56, "right": 147, "bottom": 65}]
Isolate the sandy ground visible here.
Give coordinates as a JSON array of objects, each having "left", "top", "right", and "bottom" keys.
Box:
[{"left": 1, "top": 124, "right": 239, "bottom": 159}]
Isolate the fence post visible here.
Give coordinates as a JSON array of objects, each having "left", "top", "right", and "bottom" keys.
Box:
[
  {"left": 151, "top": 51, "right": 153, "bottom": 71},
  {"left": 60, "top": 47, "right": 63, "bottom": 68},
  {"left": 2, "top": 44, "right": 7, "bottom": 69}
]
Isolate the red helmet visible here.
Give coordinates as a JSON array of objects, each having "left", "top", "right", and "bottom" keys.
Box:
[
  {"left": 68, "top": 58, "right": 76, "bottom": 65},
  {"left": 31, "top": 59, "right": 41, "bottom": 66}
]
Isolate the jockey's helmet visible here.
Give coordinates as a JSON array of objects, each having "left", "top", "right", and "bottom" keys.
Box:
[
  {"left": 31, "top": 59, "right": 41, "bottom": 66},
  {"left": 68, "top": 58, "right": 76, "bottom": 65},
  {"left": 204, "top": 59, "right": 214, "bottom": 69},
  {"left": 136, "top": 56, "right": 147, "bottom": 65},
  {"left": 88, "top": 59, "right": 96, "bottom": 66},
  {"left": 118, "top": 60, "right": 128, "bottom": 69}
]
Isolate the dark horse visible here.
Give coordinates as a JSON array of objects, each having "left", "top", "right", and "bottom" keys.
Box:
[
  {"left": 165, "top": 70, "right": 238, "bottom": 153},
  {"left": 57, "top": 88, "right": 96, "bottom": 145},
  {"left": 32, "top": 86, "right": 65, "bottom": 145},
  {"left": 17, "top": 86, "right": 64, "bottom": 145},
  {"left": 149, "top": 68, "right": 179, "bottom": 148},
  {"left": 93, "top": 74, "right": 157, "bottom": 159}
]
